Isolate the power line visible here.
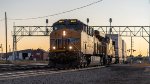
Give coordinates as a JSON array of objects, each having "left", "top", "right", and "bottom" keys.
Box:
[{"left": 9, "top": 0, "right": 103, "bottom": 21}]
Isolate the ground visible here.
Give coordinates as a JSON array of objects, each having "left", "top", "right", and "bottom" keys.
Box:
[
  {"left": 104, "top": 64, "right": 150, "bottom": 84},
  {"left": 0, "top": 64, "right": 150, "bottom": 84}
]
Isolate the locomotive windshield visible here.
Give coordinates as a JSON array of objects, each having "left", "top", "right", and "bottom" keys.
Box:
[{"left": 53, "top": 19, "right": 87, "bottom": 31}]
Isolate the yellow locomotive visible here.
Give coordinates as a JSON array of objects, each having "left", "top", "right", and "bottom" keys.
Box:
[{"left": 49, "top": 19, "right": 115, "bottom": 68}]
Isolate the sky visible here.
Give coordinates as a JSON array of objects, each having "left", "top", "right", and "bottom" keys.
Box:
[{"left": 0, "top": 0, "right": 150, "bottom": 56}]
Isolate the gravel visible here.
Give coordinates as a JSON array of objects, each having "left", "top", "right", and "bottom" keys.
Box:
[{"left": 0, "top": 65, "right": 149, "bottom": 84}]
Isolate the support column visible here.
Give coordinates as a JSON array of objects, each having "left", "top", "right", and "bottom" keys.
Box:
[
  {"left": 13, "top": 25, "right": 17, "bottom": 60},
  {"left": 13, "top": 36, "right": 17, "bottom": 60}
]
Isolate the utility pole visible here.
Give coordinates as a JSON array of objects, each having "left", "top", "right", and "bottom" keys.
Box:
[{"left": 5, "top": 12, "right": 8, "bottom": 61}]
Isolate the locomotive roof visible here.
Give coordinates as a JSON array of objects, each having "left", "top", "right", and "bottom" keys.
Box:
[{"left": 53, "top": 19, "right": 87, "bottom": 26}]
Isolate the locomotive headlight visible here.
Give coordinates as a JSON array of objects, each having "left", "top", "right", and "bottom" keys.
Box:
[
  {"left": 69, "top": 46, "right": 73, "bottom": 50},
  {"left": 63, "top": 31, "right": 66, "bottom": 36},
  {"left": 52, "top": 46, "right": 56, "bottom": 50}
]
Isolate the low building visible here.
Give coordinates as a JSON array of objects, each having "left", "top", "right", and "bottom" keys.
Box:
[{"left": 2, "top": 49, "right": 48, "bottom": 61}]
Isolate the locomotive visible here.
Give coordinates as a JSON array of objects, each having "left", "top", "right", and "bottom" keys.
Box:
[{"left": 49, "top": 19, "right": 115, "bottom": 68}]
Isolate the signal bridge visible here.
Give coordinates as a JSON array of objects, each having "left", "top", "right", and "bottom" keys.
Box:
[{"left": 12, "top": 26, "right": 150, "bottom": 60}]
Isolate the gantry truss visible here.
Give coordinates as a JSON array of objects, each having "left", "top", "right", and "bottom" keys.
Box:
[
  {"left": 12, "top": 26, "right": 150, "bottom": 60},
  {"left": 12, "top": 26, "right": 53, "bottom": 59},
  {"left": 90, "top": 26, "right": 150, "bottom": 43},
  {"left": 90, "top": 26, "right": 150, "bottom": 61}
]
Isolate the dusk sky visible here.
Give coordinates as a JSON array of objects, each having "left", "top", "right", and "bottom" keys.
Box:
[{"left": 0, "top": 0, "right": 150, "bottom": 56}]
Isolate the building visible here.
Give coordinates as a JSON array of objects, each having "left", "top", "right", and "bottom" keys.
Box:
[{"left": 2, "top": 49, "right": 49, "bottom": 61}]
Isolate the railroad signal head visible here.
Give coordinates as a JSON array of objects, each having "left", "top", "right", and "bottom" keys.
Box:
[
  {"left": 127, "top": 50, "right": 130, "bottom": 52},
  {"left": 109, "top": 18, "right": 112, "bottom": 23},
  {"left": 87, "top": 18, "right": 89, "bottom": 24},
  {"left": 46, "top": 19, "right": 48, "bottom": 24},
  {"left": 133, "top": 50, "right": 136, "bottom": 52}
]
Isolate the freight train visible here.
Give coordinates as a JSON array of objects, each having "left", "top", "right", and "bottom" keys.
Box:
[{"left": 49, "top": 19, "right": 115, "bottom": 68}]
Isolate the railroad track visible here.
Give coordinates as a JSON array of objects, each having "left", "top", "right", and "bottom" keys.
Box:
[
  {"left": 0, "top": 69, "right": 57, "bottom": 80},
  {"left": 0, "top": 64, "right": 50, "bottom": 72},
  {"left": 0, "top": 66, "right": 105, "bottom": 80}
]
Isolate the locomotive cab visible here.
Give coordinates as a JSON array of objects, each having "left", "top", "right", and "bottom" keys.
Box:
[{"left": 50, "top": 19, "right": 84, "bottom": 52}]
